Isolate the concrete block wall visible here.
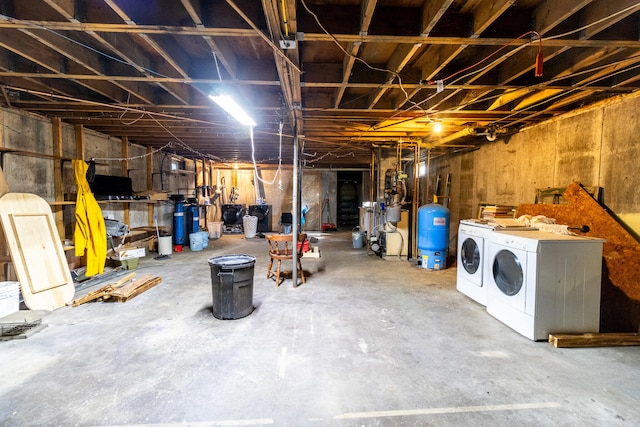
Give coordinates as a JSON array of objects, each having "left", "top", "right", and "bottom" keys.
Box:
[
  {"left": 0, "top": 107, "right": 331, "bottom": 237},
  {"left": 0, "top": 108, "right": 192, "bottom": 237},
  {"left": 0, "top": 110, "right": 54, "bottom": 199}
]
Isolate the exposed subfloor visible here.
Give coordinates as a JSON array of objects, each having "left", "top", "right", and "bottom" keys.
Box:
[{"left": 1, "top": 231, "right": 640, "bottom": 426}]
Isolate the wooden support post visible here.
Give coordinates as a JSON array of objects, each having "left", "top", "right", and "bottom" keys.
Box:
[
  {"left": 75, "top": 124, "right": 85, "bottom": 161},
  {"left": 147, "top": 146, "right": 154, "bottom": 226},
  {"left": 0, "top": 111, "right": 9, "bottom": 280},
  {"left": 549, "top": 333, "right": 640, "bottom": 348},
  {"left": 121, "top": 137, "right": 130, "bottom": 226},
  {"left": 52, "top": 118, "right": 64, "bottom": 238},
  {"left": 412, "top": 143, "right": 420, "bottom": 258}
]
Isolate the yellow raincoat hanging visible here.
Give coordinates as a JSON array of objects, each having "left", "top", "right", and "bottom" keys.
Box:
[{"left": 73, "top": 160, "right": 106, "bottom": 276}]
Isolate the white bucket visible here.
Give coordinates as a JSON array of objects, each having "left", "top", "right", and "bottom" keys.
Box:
[
  {"left": 207, "top": 221, "right": 223, "bottom": 239},
  {"left": 0, "top": 281, "right": 20, "bottom": 318},
  {"left": 199, "top": 231, "right": 209, "bottom": 248},
  {"left": 158, "top": 236, "right": 173, "bottom": 255},
  {"left": 189, "top": 232, "right": 203, "bottom": 251},
  {"left": 243, "top": 215, "right": 258, "bottom": 238},
  {"left": 352, "top": 230, "right": 365, "bottom": 248}
]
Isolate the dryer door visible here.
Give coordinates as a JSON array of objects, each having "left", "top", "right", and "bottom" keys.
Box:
[
  {"left": 493, "top": 249, "right": 523, "bottom": 296},
  {"left": 488, "top": 244, "right": 527, "bottom": 311}
]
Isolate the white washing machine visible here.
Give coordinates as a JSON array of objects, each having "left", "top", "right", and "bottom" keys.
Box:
[
  {"left": 456, "top": 220, "right": 496, "bottom": 305},
  {"left": 485, "top": 230, "right": 604, "bottom": 341}
]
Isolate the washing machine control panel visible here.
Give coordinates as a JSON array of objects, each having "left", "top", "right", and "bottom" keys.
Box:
[{"left": 459, "top": 224, "right": 491, "bottom": 238}]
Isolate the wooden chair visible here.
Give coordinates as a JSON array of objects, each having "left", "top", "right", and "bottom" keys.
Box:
[{"left": 266, "top": 233, "right": 307, "bottom": 286}]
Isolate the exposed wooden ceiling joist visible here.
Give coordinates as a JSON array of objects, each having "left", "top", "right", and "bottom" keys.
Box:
[{"left": 0, "top": 0, "right": 637, "bottom": 168}]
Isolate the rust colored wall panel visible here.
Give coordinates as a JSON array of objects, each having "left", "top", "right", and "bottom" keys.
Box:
[{"left": 518, "top": 182, "right": 640, "bottom": 332}]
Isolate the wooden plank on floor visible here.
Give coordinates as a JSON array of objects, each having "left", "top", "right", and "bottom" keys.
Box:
[
  {"left": 109, "top": 276, "right": 162, "bottom": 302},
  {"left": 71, "top": 272, "right": 137, "bottom": 306},
  {"left": 549, "top": 332, "right": 640, "bottom": 348}
]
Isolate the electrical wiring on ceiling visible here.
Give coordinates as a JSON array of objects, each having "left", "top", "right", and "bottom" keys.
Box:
[
  {"left": 0, "top": 14, "right": 173, "bottom": 80},
  {"left": 118, "top": 92, "right": 147, "bottom": 126},
  {"left": 297, "top": 3, "right": 546, "bottom": 141},
  {"left": 304, "top": 150, "right": 356, "bottom": 165},
  {"left": 89, "top": 141, "right": 174, "bottom": 162},
  {"left": 416, "top": 55, "right": 640, "bottom": 150},
  {"left": 1, "top": 1, "right": 638, "bottom": 165},
  {"left": 424, "top": 31, "right": 544, "bottom": 86},
  {"left": 298, "top": 0, "right": 423, "bottom": 117},
  {"left": 377, "top": 35, "right": 545, "bottom": 129},
  {"left": 421, "top": 2, "right": 640, "bottom": 119},
  {"left": 485, "top": 59, "right": 640, "bottom": 131},
  {"left": 250, "top": 121, "right": 283, "bottom": 185},
  {"left": 0, "top": 111, "right": 173, "bottom": 163},
  {"left": 2, "top": 85, "right": 239, "bottom": 165},
  {"left": 2, "top": 82, "right": 297, "bottom": 165},
  {"left": 335, "top": 2, "right": 640, "bottom": 143}
]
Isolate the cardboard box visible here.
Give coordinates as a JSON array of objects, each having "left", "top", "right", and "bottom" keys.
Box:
[
  {"left": 302, "top": 246, "right": 321, "bottom": 258},
  {"left": 112, "top": 247, "right": 145, "bottom": 261}
]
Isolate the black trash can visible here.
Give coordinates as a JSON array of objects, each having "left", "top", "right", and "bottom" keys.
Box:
[{"left": 208, "top": 254, "right": 256, "bottom": 320}]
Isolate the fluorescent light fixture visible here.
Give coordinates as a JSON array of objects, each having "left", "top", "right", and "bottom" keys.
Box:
[{"left": 208, "top": 93, "right": 256, "bottom": 127}]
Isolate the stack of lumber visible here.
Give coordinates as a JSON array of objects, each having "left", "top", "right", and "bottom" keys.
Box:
[
  {"left": 71, "top": 272, "right": 162, "bottom": 306},
  {"left": 480, "top": 205, "right": 515, "bottom": 219}
]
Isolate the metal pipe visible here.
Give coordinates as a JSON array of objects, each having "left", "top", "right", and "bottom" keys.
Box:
[
  {"left": 292, "top": 131, "right": 299, "bottom": 287},
  {"left": 426, "top": 149, "right": 431, "bottom": 201},
  {"left": 368, "top": 150, "right": 375, "bottom": 241},
  {"left": 412, "top": 143, "right": 419, "bottom": 259},
  {"left": 369, "top": 150, "right": 375, "bottom": 204},
  {"left": 421, "top": 126, "right": 476, "bottom": 148}
]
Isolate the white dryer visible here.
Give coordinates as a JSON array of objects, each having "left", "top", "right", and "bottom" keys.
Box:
[
  {"left": 456, "top": 220, "right": 496, "bottom": 305},
  {"left": 485, "top": 230, "right": 604, "bottom": 341}
]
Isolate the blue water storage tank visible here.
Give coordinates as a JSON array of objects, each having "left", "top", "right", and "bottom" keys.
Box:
[
  {"left": 173, "top": 201, "right": 186, "bottom": 245},
  {"left": 417, "top": 203, "right": 450, "bottom": 270},
  {"left": 188, "top": 204, "right": 200, "bottom": 234}
]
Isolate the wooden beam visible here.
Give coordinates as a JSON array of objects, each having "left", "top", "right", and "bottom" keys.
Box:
[
  {"left": 146, "top": 146, "right": 154, "bottom": 226},
  {"left": 101, "top": 0, "right": 193, "bottom": 105},
  {"left": 468, "top": 0, "right": 517, "bottom": 36},
  {"left": 533, "top": 0, "right": 594, "bottom": 35},
  {"left": 2, "top": 20, "right": 640, "bottom": 49},
  {"left": 180, "top": 0, "right": 239, "bottom": 79},
  {"left": 52, "top": 117, "right": 64, "bottom": 238},
  {"left": 18, "top": 29, "right": 126, "bottom": 103},
  {"left": 421, "top": 0, "right": 454, "bottom": 36},
  {"left": 580, "top": 0, "right": 640, "bottom": 40},
  {"left": 120, "top": 136, "right": 130, "bottom": 226},
  {"left": 549, "top": 333, "right": 640, "bottom": 348},
  {"left": 75, "top": 124, "right": 84, "bottom": 161}
]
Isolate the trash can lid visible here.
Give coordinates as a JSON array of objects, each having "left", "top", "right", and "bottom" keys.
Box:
[{"left": 208, "top": 254, "right": 256, "bottom": 269}]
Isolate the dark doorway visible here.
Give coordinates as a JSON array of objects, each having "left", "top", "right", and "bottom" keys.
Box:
[{"left": 337, "top": 172, "right": 362, "bottom": 229}]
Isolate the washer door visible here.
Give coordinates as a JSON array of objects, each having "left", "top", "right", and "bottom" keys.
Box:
[{"left": 461, "top": 238, "right": 481, "bottom": 274}]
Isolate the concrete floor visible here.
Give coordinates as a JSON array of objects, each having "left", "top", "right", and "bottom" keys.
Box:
[{"left": 1, "top": 231, "right": 640, "bottom": 426}]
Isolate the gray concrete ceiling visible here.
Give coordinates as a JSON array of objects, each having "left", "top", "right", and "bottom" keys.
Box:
[{"left": 0, "top": 0, "right": 639, "bottom": 168}]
